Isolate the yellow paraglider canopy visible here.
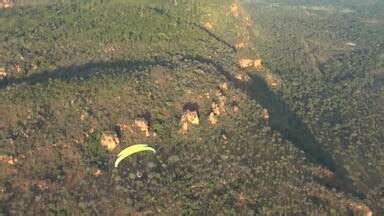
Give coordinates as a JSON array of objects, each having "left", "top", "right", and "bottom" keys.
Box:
[{"left": 115, "top": 144, "right": 156, "bottom": 168}]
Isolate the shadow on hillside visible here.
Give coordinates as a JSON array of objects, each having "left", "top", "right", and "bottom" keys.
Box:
[
  {"left": 247, "top": 74, "right": 364, "bottom": 197},
  {"left": 0, "top": 54, "right": 363, "bottom": 197},
  {"left": 249, "top": 75, "right": 337, "bottom": 169},
  {"left": 183, "top": 54, "right": 363, "bottom": 197},
  {"left": 186, "top": 55, "right": 338, "bottom": 169},
  {"left": 0, "top": 54, "right": 346, "bottom": 175},
  {"left": 183, "top": 55, "right": 336, "bottom": 167},
  {"left": 0, "top": 58, "right": 173, "bottom": 90}
]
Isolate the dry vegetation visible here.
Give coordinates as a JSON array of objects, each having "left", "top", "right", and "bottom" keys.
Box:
[{"left": 0, "top": 0, "right": 382, "bottom": 214}]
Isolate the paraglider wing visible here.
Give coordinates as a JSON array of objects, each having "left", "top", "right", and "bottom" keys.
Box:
[
  {"left": 115, "top": 144, "right": 156, "bottom": 168},
  {"left": 118, "top": 144, "right": 149, "bottom": 157}
]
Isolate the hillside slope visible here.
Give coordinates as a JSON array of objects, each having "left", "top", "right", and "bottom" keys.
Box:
[
  {"left": 242, "top": 0, "right": 384, "bottom": 214},
  {"left": 0, "top": 0, "right": 377, "bottom": 214}
]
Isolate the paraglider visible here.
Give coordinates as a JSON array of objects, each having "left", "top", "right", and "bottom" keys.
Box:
[{"left": 115, "top": 144, "right": 156, "bottom": 168}]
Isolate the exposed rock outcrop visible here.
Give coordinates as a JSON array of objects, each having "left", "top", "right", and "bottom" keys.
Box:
[
  {"left": 208, "top": 101, "right": 222, "bottom": 126},
  {"left": 239, "top": 58, "right": 262, "bottom": 69},
  {"left": 203, "top": 22, "right": 215, "bottom": 30},
  {"left": 264, "top": 72, "right": 281, "bottom": 89},
  {"left": 229, "top": 3, "right": 239, "bottom": 17},
  {"left": 235, "top": 42, "right": 247, "bottom": 49},
  {"left": 262, "top": 108, "right": 270, "bottom": 125},
  {"left": 211, "top": 102, "right": 221, "bottom": 116},
  {"left": 208, "top": 112, "right": 218, "bottom": 125},
  {"left": 208, "top": 83, "right": 229, "bottom": 126},
  {"left": 0, "top": 67, "right": 7, "bottom": 79},
  {"left": 239, "top": 59, "right": 254, "bottom": 68},
  {"left": 219, "top": 81, "right": 229, "bottom": 91},
  {"left": 100, "top": 132, "right": 119, "bottom": 151},
  {"left": 104, "top": 44, "right": 116, "bottom": 54},
  {"left": 0, "top": 0, "right": 15, "bottom": 8},
  {"left": 116, "top": 117, "right": 151, "bottom": 138},
  {"left": 134, "top": 118, "right": 150, "bottom": 137},
  {"left": 349, "top": 202, "right": 373, "bottom": 216},
  {"left": 231, "top": 100, "right": 239, "bottom": 112},
  {"left": 253, "top": 59, "right": 262, "bottom": 69},
  {"left": 179, "top": 110, "right": 199, "bottom": 134},
  {"left": 93, "top": 169, "right": 103, "bottom": 177},
  {"left": 0, "top": 155, "right": 17, "bottom": 165},
  {"left": 235, "top": 73, "right": 250, "bottom": 81}
]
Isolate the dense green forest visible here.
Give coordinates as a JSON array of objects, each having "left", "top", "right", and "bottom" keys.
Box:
[
  {"left": 0, "top": 0, "right": 382, "bottom": 214},
  {"left": 245, "top": 0, "right": 384, "bottom": 213}
]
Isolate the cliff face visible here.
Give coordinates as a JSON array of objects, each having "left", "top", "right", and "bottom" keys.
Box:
[{"left": 0, "top": 0, "right": 377, "bottom": 214}]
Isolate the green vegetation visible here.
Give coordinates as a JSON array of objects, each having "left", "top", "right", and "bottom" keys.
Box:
[
  {"left": 84, "top": 129, "right": 108, "bottom": 168},
  {"left": 0, "top": 0, "right": 382, "bottom": 214},
  {"left": 245, "top": 0, "right": 384, "bottom": 213}
]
